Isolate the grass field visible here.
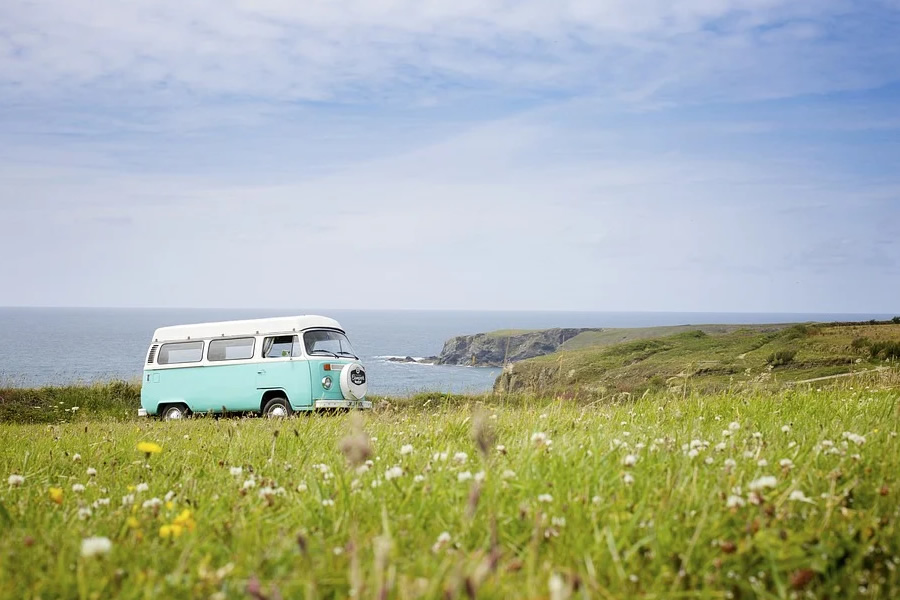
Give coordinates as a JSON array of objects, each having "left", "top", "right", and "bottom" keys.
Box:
[{"left": 2, "top": 383, "right": 900, "bottom": 598}]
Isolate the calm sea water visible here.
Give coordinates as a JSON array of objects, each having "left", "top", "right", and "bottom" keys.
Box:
[{"left": 0, "top": 308, "right": 893, "bottom": 395}]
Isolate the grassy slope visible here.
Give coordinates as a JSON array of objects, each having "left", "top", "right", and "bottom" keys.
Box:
[
  {"left": 561, "top": 323, "right": 793, "bottom": 351},
  {"left": 1, "top": 386, "right": 899, "bottom": 598},
  {"left": 499, "top": 323, "right": 900, "bottom": 396}
]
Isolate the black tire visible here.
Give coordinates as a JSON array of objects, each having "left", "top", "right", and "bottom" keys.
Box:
[
  {"left": 262, "top": 396, "right": 292, "bottom": 418},
  {"left": 161, "top": 404, "right": 190, "bottom": 421}
]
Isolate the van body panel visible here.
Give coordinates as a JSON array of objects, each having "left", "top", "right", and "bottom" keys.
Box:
[{"left": 139, "top": 315, "right": 365, "bottom": 417}]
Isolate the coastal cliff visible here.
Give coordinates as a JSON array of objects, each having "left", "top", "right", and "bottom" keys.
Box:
[{"left": 434, "top": 328, "right": 600, "bottom": 366}]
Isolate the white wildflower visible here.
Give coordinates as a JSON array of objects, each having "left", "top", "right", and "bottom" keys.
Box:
[
  {"left": 400, "top": 444, "right": 414, "bottom": 456},
  {"left": 321, "top": 499, "right": 335, "bottom": 507},
  {"left": 748, "top": 476, "right": 777, "bottom": 491},
  {"left": 501, "top": 469, "right": 516, "bottom": 480},
  {"left": 242, "top": 478, "right": 256, "bottom": 490},
  {"left": 495, "top": 444, "right": 506, "bottom": 453},
  {"left": 121, "top": 494, "right": 135, "bottom": 506},
  {"left": 385, "top": 466, "right": 403, "bottom": 480},
  {"left": 72, "top": 483, "right": 85, "bottom": 493},
  {"left": 842, "top": 432, "right": 866, "bottom": 446},
  {"left": 453, "top": 452, "right": 468, "bottom": 464},
  {"left": 551, "top": 516, "right": 566, "bottom": 527},
  {"left": 729, "top": 422, "right": 741, "bottom": 431},
  {"left": 724, "top": 458, "right": 737, "bottom": 472},
  {"left": 474, "top": 471, "right": 486, "bottom": 483},
  {"left": 623, "top": 472, "right": 635, "bottom": 486},
  {"left": 457, "top": 471, "right": 472, "bottom": 482},
  {"left": 7, "top": 474, "right": 24, "bottom": 487},
  {"left": 142, "top": 498, "right": 162, "bottom": 509},
  {"left": 229, "top": 466, "right": 243, "bottom": 476},
  {"left": 432, "top": 531, "right": 452, "bottom": 553},
  {"left": 164, "top": 490, "right": 176, "bottom": 502},
  {"left": 781, "top": 425, "right": 791, "bottom": 433},
  {"left": 757, "top": 459, "right": 768, "bottom": 467},
  {"left": 779, "top": 458, "right": 794, "bottom": 470},
  {"left": 726, "top": 495, "right": 746, "bottom": 508},
  {"left": 413, "top": 475, "right": 425, "bottom": 483},
  {"left": 80, "top": 536, "right": 112, "bottom": 557},
  {"left": 789, "top": 490, "right": 813, "bottom": 503},
  {"left": 714, "top": 442, "right": 727, "bottom": 452},
  {"left": 531, "top": 432, "right": 552, "bottom": 447},
  {"left": 592, "top": 495, "right": 602, "bottom": 504},
  {"left": 86, "top": 468, "right": 97, "bottom": 477},
  {"left": 72, "top": 454, "right": 82, "bottom": 463},
  {"left": 432, "top": 452, "right": 448, "bottom": 461},
  {"left": 704, "top": 457, "right": 714, "bottom": 465},
  {"left": 135, "top": 482, "right": 149, "bottom": 493},
  {"left": 549, "top": 574, "right": 565, "bottom": 600},
  {"left": 623, "top": 454, "right": 637, "bottom": 467},
  {"left": 297, "top": 482, "right": 308, "bottom": 492},
  {"left": 688, "top": 449, "right": 700, "bottom": 459},
  {"left": 537, "top": 493, "right": 553, "bottom": 503}
]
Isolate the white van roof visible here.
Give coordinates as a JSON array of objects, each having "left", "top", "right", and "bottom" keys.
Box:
[{"left": 151, "top": 315, "right": 343, "bottom": 343}]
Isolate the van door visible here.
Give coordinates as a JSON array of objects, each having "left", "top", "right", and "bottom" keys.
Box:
[{"left": 257, "top": 335, "right": 312, "bottom": 409}]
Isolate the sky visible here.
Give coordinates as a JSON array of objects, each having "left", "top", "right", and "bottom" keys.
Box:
[{"left": 0, "top": 0, "right": 898, "bottom": 312}]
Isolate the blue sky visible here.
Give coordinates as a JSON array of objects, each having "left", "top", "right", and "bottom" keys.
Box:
[{"left": 0, "top": 0, "right": 898, "bottom": 311}]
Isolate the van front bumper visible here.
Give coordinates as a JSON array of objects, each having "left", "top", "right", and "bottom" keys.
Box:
[
  {"left": 137, "top": 408, "right": 148, "bottom": 417},
  {"left": 314, "top": 399, "right": 372, "bottom": 410}
]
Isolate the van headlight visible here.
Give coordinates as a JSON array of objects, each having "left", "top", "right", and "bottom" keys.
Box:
[{"left": 322, "top": 376, "right": 332, "bottom": 390}]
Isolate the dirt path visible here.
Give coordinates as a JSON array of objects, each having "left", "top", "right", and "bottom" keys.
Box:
[{"left": 787, "top": 366, "right": 890, "bottom": 386}]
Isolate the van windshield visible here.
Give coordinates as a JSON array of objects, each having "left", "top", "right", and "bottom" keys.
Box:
[{"left": 303, "top": 330, "right": 358, "bottom": 359}]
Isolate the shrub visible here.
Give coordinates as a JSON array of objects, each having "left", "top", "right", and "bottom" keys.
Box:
[
  {"left": 851, "top": 337, "right": 871, "bottom": 351},
  {"left": 784, "top": 325, "right": 810, "bottom": 341},
  {"left": 892, "top": 316, "right": 900, "bottom": 324},
  {"left": 869, "top": 341, "right": 900, "bottom": 361},
  {"left": 767, "top": 349, "right": 797, "bottom": 367}
]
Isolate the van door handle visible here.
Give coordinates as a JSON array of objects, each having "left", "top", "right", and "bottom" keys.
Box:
[{"left": 257, "top": 370, "right": 266, "bottom": 375}]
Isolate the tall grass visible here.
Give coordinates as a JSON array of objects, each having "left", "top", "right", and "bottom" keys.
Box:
[{"left": 1, "top": 382, "right": 899, "bottom": 598}]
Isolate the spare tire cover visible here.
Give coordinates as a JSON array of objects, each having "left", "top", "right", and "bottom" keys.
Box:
[{"left": 340, "top": 363, "right": 368, "bottom": 400}]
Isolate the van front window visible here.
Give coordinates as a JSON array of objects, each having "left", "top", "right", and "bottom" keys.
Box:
[{"left": 304, "top": 330, "right": 358, "bottom": 359}]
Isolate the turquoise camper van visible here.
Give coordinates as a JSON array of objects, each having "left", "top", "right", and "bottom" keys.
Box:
[{"left": 139, "top": 315, "right": 370, "bottom": 419}]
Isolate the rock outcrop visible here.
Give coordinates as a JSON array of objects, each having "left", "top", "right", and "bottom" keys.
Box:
[{"left": 436, "top": 328, "right": 600, "bottom": 367}]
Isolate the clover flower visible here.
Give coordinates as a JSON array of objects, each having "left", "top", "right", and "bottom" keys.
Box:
[{"left": 80, "top": 536, "right": 112, "bottom": 557}]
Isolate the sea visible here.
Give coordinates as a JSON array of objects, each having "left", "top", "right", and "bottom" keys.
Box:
[{"left": 0, "top": 308, "right": 894, "bottom": 396}]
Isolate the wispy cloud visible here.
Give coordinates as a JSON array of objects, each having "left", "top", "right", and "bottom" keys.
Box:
[{"left": 0, "top": 0, "right": 898, "bottom": 311}]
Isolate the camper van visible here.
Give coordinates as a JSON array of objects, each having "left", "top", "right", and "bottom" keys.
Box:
[{"left": 139, "top": 315, "right": 370, "bottom": 419}]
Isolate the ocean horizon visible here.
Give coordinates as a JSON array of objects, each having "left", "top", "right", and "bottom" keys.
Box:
[{"left": 1, "top": 307, "right": 895, "bottom": 395}]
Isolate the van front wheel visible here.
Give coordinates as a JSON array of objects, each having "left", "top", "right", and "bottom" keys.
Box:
[{"left": 262, "top": 397, "right": 292, "bottom": 418}]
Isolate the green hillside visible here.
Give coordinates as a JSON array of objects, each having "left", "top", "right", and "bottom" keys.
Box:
[{"left": 495, "top": 321, "right": 900, "bottom": 396}]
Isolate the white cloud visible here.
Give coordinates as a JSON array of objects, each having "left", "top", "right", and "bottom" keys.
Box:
[{"left": 2, "top": 0, "right": 898, "bottom": 107}]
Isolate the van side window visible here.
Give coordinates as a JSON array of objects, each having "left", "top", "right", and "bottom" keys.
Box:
[
  {"left": 208, "top": 337, "right": 255, "bottom": 361},
  {"left": 157, "top": 341, "right": 204, "bottom": 365},
  {"left": 262, "top": 335, "right": 300, "bottom": 358}
]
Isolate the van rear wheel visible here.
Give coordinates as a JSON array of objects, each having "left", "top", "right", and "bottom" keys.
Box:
[
  {"left": 262, "top": 397, "right": 292, "bottom": 418},
  {"left": 161, "top": 404, "right": 190, "bottom": 421}
]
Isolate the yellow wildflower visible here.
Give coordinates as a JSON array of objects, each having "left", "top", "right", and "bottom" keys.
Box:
[
  {"left": 127, "top": 517, "right": 140, "bottom": 529},
  {"left": 49, "top": 487, "right": 64, "bottom": 505},
  {"left": 165, "top": 501, "right": 175, "bottom": 511},
  {"left": 137, "top": 442, "right": 162, "bottom": 455},
  {"left": 173, "top": 509, "right": 196, "bottom": 532},
  {"left": 159, "top": 524, "right": 184, "bottom": 539}
]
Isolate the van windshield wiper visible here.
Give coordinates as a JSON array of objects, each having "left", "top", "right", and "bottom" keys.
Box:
[
  {"left": 336, "top": 351, "right": 359, "bottom": 359},
  {"left": 309, "top": 349, "right": 340, "bottom": 358}
]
